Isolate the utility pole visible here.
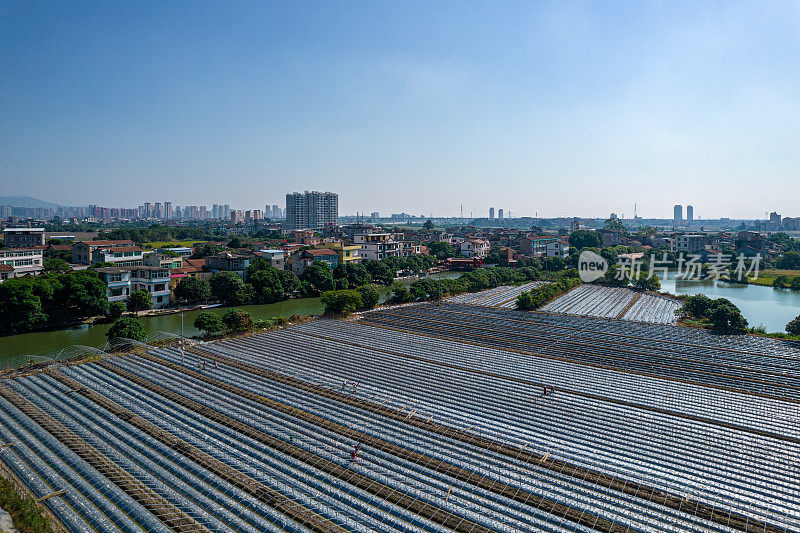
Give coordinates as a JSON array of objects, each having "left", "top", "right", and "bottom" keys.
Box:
[{"left": 180, "top": 311, "right": 184, "bottom": 364}]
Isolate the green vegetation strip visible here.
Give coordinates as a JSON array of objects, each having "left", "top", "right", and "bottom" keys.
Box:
[
  {"left": 42, "top": 369, "right": 344, "bottom": 533},
  {"left": 0, "top": 383, "right": 208, "bottom": 533},
  {"left": 0, "top": 475, "right": 53, "bottom": 533},
  {"left": 131, "top": 350, "right": 627, "bottom": 533},
  {"left": 288, "top": 328, "right": 786, "bottom": 533}
]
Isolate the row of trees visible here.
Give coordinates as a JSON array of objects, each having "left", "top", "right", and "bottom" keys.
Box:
[
  {"left": 0, "top": 270, "right": 109, "bottom": 334},
  {"left": 97, "top": 225, "right": 223, "bottom": 244},
  {"left": 389, "top": 266, "right": 562, "bottom": 304},
  {"left": 173, "top": 255, "right": 439, "bottom": 308},
  {"left": 517, "top": 277, "right": 583, "bottom": 310},
  {"left": 320, "top": 285, "right": 380, "bottom": 316},
  {"left": 772, "top": 275, "right": 800, "bottom": 290}
]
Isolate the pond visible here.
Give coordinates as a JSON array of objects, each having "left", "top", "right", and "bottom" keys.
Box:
[{"left": 658, "top": 270, "right": 800, "bottom": 333}]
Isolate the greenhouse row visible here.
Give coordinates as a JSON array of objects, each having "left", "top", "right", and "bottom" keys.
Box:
[
  {"left": 445, "top": 281, "right": 550, "bottom": 308},
  {"left": 0, "top": 305, "right": 797, "bottom": 531}
]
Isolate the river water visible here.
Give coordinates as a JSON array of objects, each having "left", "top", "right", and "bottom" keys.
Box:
[
  {"left": 658, "top": 270, "right": 800, "bottom": 333},
  {"left": 0, "top": 272, "right": 462, "bottom": 361}
]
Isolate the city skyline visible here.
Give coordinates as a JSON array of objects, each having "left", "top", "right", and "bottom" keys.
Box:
[{"left": 3, "top": 2, "right": 800, "bottom": 217}]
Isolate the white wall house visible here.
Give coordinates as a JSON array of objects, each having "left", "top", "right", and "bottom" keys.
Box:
[
  {"left": 460, "top": 239, "right": 490, "bottom": 258},
  {"left": 355, "top": 233, "right": 400, "bottom": 261},
  {"left": 0, "top": 248, "right": 44, "bottom": 280},
  {"left": 95, "top": 266, "right": 171, "bottom": 308},
  {"left": 546, "top": 239, "right": 570, "bottom": 258}
]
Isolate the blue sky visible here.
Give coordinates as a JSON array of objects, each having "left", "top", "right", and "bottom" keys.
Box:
[{"left": 2, "top": 1, "right": 799, "bottom": 218}]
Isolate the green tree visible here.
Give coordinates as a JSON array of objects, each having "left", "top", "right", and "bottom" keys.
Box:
[
  {"left": 790, "top": 277, "right": 800, "bottom": 291},
  {"left": 190, "top": 243, "right": 224, "bottom": 259},
  {"left": 106, "top": 317, "right": 147, "bottom": 342},
  {"left": 321, "top": 289, "right": 363, "bottom": 316},
  {"left": 679, "top": 294, "right": 714, "bottom": 319},
  {"left": 390, "top": 282, "right": 413, "bottom": 303},
  {"left": 248, "top": 267, "right": 286, "bottom": 303},
  {"left": 777, "top": 251, "right": 800, "bottom": 270},
  {"left": 787, "top": 315, "right": 800, "bottom": 336},
  {"left": 221, "top": 308, "right": 253, "bottom": 332},
  {"left": 483, "top": 250, "right": 501, "bottom": 265},
  {"left": 126, "top": 290, "right": 152, "bottom": 314},
  {"left": 356, "top": 284, "right": 380, "bottom": 310},
  {"left": 302, "top": 261, "right": 335, "bottom": 293},
  {"left": 568, "top": 230, "right": 602, "bottom": 250},
  {"left": 0, "top": 281, "right": 47, "bottom": 333},
  {"left": 210, "top": 272, "right": 248, "bottom": 305},
  {"left": 603, "top": 218, "right": 628, "bottom": 233},
  {"left": 43, "top": 258, "right": 72, "bottom": 274},
  {"left": 193, "top": 312, "right": 225, "bottom": 337},
  {"left": 59, "top": 270, "right": 109, "bottom": 318},
  {"left": 364, "top": 260, "right": 396, "bottom": 284},
  {"left": 106, "top": 301, "right": 126, "bottom": 321},
  {"left": 333, "top": 263, "right": 371, "bottom": 288},
  {"left": 773, "top": 276, "right": 790, "bottom": 288},
  {"left": 632, "top": 273, "right": 661, "bottom": 292},
  {"left": 709, "top": 304, "right": 748, "bottom": 334},
  {"left": 428, "top": 242, "right": 455, "bottom": 260},
  {"left": 598, "top": 265, "right": 629, "bottom": 287},
  {"left": 174, "top": 276, "right": 211, "bottom": 303},
  {"left": 227, "top": 236, "right": 244, "bottom": 249},
  {"left": 423, "top": 219, "right": 434, "bottom": 230}
]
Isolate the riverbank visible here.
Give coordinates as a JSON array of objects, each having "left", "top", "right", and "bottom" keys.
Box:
[{"left": 0, "top": 271, "right": 463, "bottom": 362}]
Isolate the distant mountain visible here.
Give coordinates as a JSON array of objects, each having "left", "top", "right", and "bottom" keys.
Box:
[{"left": 0, "top": 196, "right": 60, "bottom": 208}]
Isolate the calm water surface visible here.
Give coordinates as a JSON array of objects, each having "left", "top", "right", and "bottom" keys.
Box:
[{"left": 659, "top": 270, "right": 800, "bottom": 333}]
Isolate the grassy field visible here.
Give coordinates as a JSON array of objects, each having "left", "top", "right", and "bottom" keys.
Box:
[{"left": 748, "top": 269, "right": 800, "bottom": 286}]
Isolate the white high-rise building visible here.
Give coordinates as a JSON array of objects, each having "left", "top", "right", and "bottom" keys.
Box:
[
  {"left": 498, "top": 209, "right": 504, "bottom": 219},
  {"left": 285, "top": 191, "right": 338, "bottom": 230},
  {"left": 489, "top": 207, "right": 495, "bottom": 220},
  {"left": 687, "top": 205, "right": 694, "bottom": 221}
]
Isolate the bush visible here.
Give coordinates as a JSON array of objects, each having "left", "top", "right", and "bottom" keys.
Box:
[
  {"left": 787, "top": 315, "right": 800, "bottom": 336},
  {"left": 210, "top": 272, "right": 250, "bottom": 305},
  {"left": 253, "top": 318, "right": 276, "bottom": 328},
  {"left": 517, "top": 278, "right": 582, "bottom": 310},
  {"left": 631, "top": 272, "right": 661, "bottom": 292},
  {"left": 790, "top": 277, "right": 800, "bottom": 291},
  {"left": 174, "top": 276, "right": 211, "bottom": 303},
  {"left": 106, "top": 317, "right": 147, "bottom": 342},
  {"left": 710, "top": 303, "right": 748, "bottom": 334},
  {"left": 356, "top": 284, "right": 380, "bottom": 310},
  {"left": 193, "top": 312, "right": 224, "bottom": 337},
  {"left": 321, "top": 290, "right": 363, "bottom": 316},
  {"left": 773, "top": 275, "right": 790, "bottom": 288},
  {"left": 126, "top": 290, "right": 152, "bottom": 313},
  {"left": 678, "top": 294, "right": 748, "bottom": 334},
  {"left": 106, "top": 301, "right": 126, "bottom": 321},
  {"left": 221, "top": 308, "right": 253, "bottom": 332},
  {"left": 389, "top": 282, "right": 413, "bottom": 303}
]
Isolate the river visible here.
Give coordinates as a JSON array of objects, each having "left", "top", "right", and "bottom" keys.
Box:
[
  {"left": 658, "top": 270, "right": 800, "bottom": 333},
  {"left": 0, "top": 272, "right": 462, "bottom": 362}
]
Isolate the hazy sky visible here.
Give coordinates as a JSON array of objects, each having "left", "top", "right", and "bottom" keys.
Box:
[{"left": 2, "top": 1, "right": 799, "bottom": 218}]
